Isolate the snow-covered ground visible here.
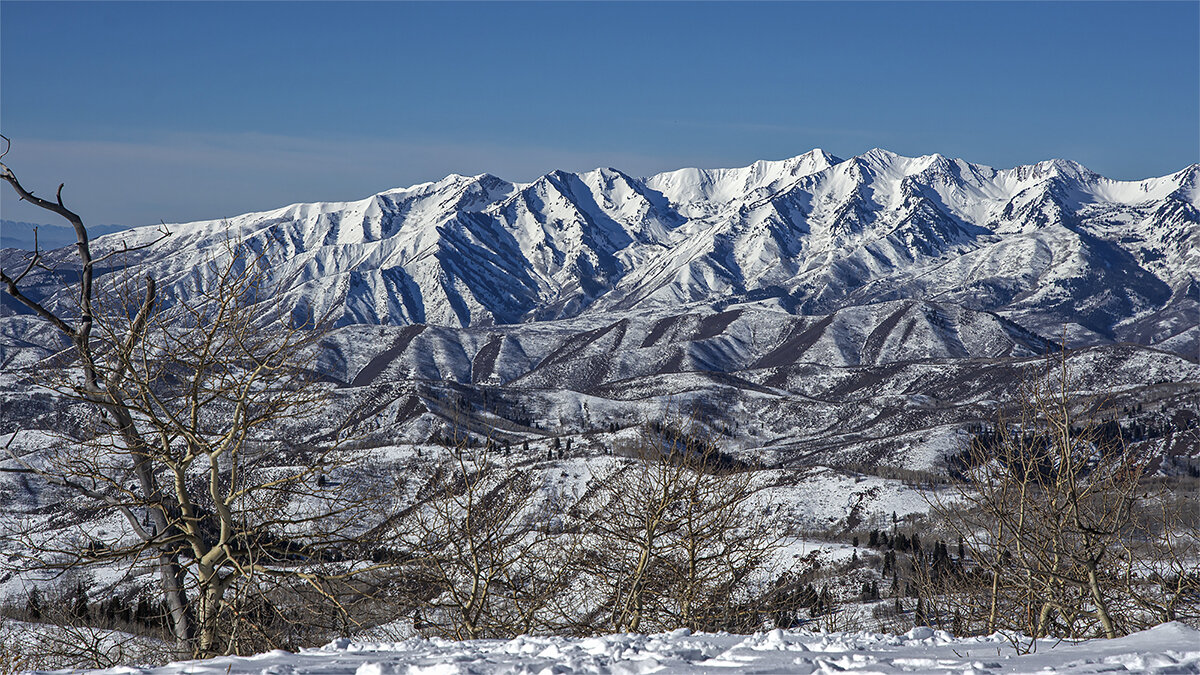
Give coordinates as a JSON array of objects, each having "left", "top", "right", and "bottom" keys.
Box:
[{"left": 25, "top": 623, "right": 1200, "bottom": 675}]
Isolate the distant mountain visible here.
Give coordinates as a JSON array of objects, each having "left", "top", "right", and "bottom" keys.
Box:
[
  {"left": 0, "top": 219, "right": 128, "bottom": 251},
  {"left": 1, "top": 149, "right": 1197, "bottom": 471},
  {"left": 7, "top": 148, "right": 1193, "bottom": 355}
]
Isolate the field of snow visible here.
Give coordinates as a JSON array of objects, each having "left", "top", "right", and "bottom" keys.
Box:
[{"left": 29, "top": 623, "right": 1200, "bottom": 675}]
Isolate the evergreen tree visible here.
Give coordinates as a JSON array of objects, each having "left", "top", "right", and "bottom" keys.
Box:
[
  {"left": 25, "top": 587, "right": 41, "bottom": 620},
  {"left": 72, "top": 581, "right": 89, "bottom": 622},
  {"left": 136, "top": 596, "right": 155, "bottom": 626}
]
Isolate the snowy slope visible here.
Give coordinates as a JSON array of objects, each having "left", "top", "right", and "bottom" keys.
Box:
[{"left": 30, "top": 622, "right": 1200, "bottom": 675}]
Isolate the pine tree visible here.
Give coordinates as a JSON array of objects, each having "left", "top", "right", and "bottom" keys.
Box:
[
  {"left": 136, "top": 596, "right": 155, "bottom": 626},
  {"left": 72, "top": 581, "right": 89, "bottom": 622},
  {"left": 25, "top": 587, "right": 41, "bottom": 620}
]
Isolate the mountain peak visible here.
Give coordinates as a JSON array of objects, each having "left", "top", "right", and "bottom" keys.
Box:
[
  {"left": 863, "top": 147, "right": 900, "bottom": 161},
  {"left": 789, "top": 148, "right": 841, "bottom": 172},
  {"left": 1037, "top": 157, "right": 1094, "bottom": 179},
  {"left": 40, "top": 149, "right": 1192, "bottom": 352}
]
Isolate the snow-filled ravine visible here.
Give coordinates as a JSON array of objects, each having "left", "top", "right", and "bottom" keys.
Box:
[{"left": 34, "top": 623, "right": 1200, "bottom": 675}]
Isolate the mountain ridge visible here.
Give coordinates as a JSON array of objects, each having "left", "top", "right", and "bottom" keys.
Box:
[
  {"left": 2, "top": 149, "right": 1197, "bottom": 474},
  {"left": 3, "top": 148, "right": 1197, "bottom": 355}
]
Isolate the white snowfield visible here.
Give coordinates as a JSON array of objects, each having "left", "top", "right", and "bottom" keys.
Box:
[{"left": 43, "top": 623, "right": 1200, "bottom": 675}]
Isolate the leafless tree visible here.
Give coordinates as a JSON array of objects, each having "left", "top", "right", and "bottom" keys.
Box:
[
  {"left": 925, "top": 352, "right": 1200, "bottom": 643},
  {"left": 575, "top": 424, "right": 781, "bottom": 633},
  {"left": 0, "top": 579, "right": 174, "bottom": 671},
  {"left": 383, "top": 436, "right": 579, "bottom": 639},
  {"left": 1, "top": 140, "right": 373, "bottom": 657},
  {"left": 373, "top": 421, "right": 786, "bottom": 639}
]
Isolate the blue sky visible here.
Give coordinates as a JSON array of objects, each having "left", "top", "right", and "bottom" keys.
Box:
[{"left": 1, "top": 1, "right": 1197, "bottom": 228}]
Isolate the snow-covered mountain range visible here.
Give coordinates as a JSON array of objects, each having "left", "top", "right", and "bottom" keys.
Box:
[
  {"left": 11, "top": 148, "right": 1194, "bottom": 354},
  {"left": 2, "top": 151, "right": 1198, "bottom": 670},
  {"left": 1, "top": 151, "right": 1198, "bottom": 622},
  {"left": 1, "top": 149, "right": 1197, "bottom": 469}
]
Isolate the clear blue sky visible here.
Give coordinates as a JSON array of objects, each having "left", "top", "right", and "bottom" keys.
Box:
[{"left": 1, "top": 1, "right": 1197, "bottom": 228}]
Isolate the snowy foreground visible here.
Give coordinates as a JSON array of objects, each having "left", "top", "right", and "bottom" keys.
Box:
[{"left": 43, "top": 623, "right": 1200, "bottom": 675}]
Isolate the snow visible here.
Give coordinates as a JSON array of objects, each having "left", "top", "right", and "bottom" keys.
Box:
[
  {"left": 27, "top": 623, "right": 1200, "bottom": 675},
  {"left": 7, "top": 147, "right": 1191, "bottom": 355},
  {"left": 3, "top": 149, "right": 1198, "bottom": 674}
]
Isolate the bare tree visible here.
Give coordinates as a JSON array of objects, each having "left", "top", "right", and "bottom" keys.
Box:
[
  {"left": 384, "top": 436, "right": 578, "bottom": 639},
  {"left": 1, "top": 142, "right": 370, "bottom": 657},
  {"left": 576, "top": 424, "right": 780, "bottom": 634},
  {"left": 664, "top": 443, "right": 778, "bottom": 632},
  {"left": 926, "top": 352, "right": 1200, "bottom": 642},
  {"left": 0, "top": 578, "right": 174, "bottom": 671}
]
